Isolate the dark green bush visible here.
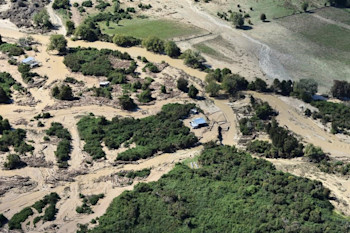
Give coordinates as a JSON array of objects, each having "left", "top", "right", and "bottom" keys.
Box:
[{"left": 8, "top": 207, "right": 33, "bottom": 230}]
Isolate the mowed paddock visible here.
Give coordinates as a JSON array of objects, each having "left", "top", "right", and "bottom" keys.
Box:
[{"left": 99, "top": 18, "right": 205, "bottom": 40}]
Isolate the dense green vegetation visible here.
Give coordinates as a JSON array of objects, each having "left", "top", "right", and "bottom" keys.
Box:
[
  {"left": 331, "top": 80, "right": 350, "bottom": 99},
  {"left": 0, "top": 43, "right": 24, "bottom": 56},
  {"left": 118, "top": 95, "right": 137, "bottom": 110},
  {"left": 92, "top": 144, "right": 350, "bottom": 232},
  {"left": 310, "top": 100, "right": 350, "bottom": 134},
  {"left": 0, "top": 72, "right": 24, "bottom": 103},
  {"left": 266, "top": 119, "right": 304, "bottom": 158},
  {"left": 46, "top": 122, "right": 72, "bottom": 168},
  {"left": 48, "top": 34, "right": 67, "bottom": 53},
  {"left": 33, "top": 9, "right": 52, "bottom": 30},
  {"left": 117, "top": 168, "right": 151, "bottom": 179},
  {"left": 0, "top": 116, "right": 34, "bottom": 154},
  {"left": 77, "top": 104, "right": 198, "bottom": 160},
  {"left": 239, "top": 97, "right": 276, "bottom": 135},
  {"left": 113, "top": 34, "right": 141, "bottom": 47},
  {"left": 4, "top": 154, "right": 26, "bottom": 169},
  {"left": 52, "top": 0, "right": 70, "bottom": 10},
  {"left": 52, "top": 84, "right": 75, "bottom": 101},
  {"left": 33, "top": 192, "right": 60, "bottom": 222},
  {"left": 63, "top": 48, "right": 133, "bottom": 77},
  {"left": 76, "top": 193, "right": 105, "bottom": 214},
  {"left": 8, "top": 192, "right": 60, "bottom": 229},
  {"left": 8, "top": 207, "right": 33, "bottom": 230}
]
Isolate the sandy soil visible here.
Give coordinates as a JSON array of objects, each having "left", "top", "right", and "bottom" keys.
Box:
[
  {"left": 0, "top": 22, "right": 241, "bottom": 232},
  {"left": 249, "top": 91, "right": 350, "bottom": 160},
  {"left": 0, "top": 4, "right": 349, "bottom": 232}
]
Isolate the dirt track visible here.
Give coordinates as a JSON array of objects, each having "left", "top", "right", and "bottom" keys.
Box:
[{"left": 0, "top": 3, "right": 350, "bottom": 232}]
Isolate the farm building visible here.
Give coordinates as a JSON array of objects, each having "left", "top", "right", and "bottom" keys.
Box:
[
  {"left": 21, "top": 57, "right": 39, "bottom": 68},
  {"left": 190, "top": 117, "right": 207, "bottom": 129}
]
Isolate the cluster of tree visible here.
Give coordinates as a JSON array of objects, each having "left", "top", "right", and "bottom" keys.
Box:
[
  {"left": 8, "top": 192, "right": 60, "bottom": 230},
  {"left": 92, "top": 86, "right": 112, "bottom": 99},
  {"left": 34, "top": 112, "right": 52, "bottom": 120},
  {"left": 8, "top": 207, "right": 33, "bottom": 230},
  {"left": 179, "top": 49, "right": 206, "bottom": 70},
  {"left": 331, "top": 80, "right": 350, "bottom": 99},
  {"left": 63, "top": 47, "right": 133, "bottom": 77},
  {"left": 18, "top": 63, "right": 39, "bottom": 83},
  {"left": 32, "top": 192, "right": 60, "bottom": 222},
  {"left": 77, "top": 104, "right": 198, "bottom": 160},
  {"left": 137, "top": 89, "right": 154, "bottom": 103},
  {"left": 52, "top": 84, "right": 75, "bottom": 101},
  {"left": 118, "top": 94, "right": 137, "bottom": 110},
  {"left": 0, "top": 72, "right": 24, "bottom": 104},
  {"left": 177, "top": 78, "right": 199, "bottom": 98},
  {"left": 52, "top": 0, "right": 70, "bottom": 9},
  {"left": 33, "top": 9, "right": 52, "bottom": 29},
  {"left": 113, "top": 34, "right": 141, "bottom": 47},
  {"left": 74, "top": 9, "right": 133, "bottom": 41},
  {"left": 4, "top": 154, "right": 26, "bottom": 170},
  {"left": 239, "top": 96, "right": 276, "bottom": 135},
  {"left": 142, "top": 36, "right": 181, "bottom": 58},
  {"left": 205, "top": 69, "right": 251, "bottom": 97},
  {"left": 76, "top": 193, "right": 105, "bottom": 214},
  {"left": 0, "top": 42, "right": 24, "bottom": 57},
  {"left": 0, "top": 116, "right": 34, "bottom": 154},
  {"left": 329, "top": 0, "right": 350, "bottom": 7},
  {"left": 48, "top": 34, "right": 67, "bottom": 53},
  {"left": 143, "top": 62, "right": 159, "bottom": 73},
  {"left": 265, "top": 119, "right": 304, "bottom": 158},
  {"left": 310, "top": 100, "right": 350, "bottom": 134},
  {"left": 91, "top": 144, "right": 349, "bottom": 232},
  {"left": 46, "top": 122, "right": 72, "bottom": 168},
  {"left": 117, "top": 168, "right": 151, "bottom": 179}
]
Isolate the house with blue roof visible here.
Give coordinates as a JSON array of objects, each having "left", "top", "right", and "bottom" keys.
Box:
[
  {"left": 190, "top": 117, "right": 207, "bottom": 129},
  {"left": 21, "top": 57, "right": 39, "bottom": 68}
]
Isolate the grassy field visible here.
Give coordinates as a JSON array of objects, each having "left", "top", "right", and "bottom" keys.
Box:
[
  {"left": 99, "top": 18, "right": 204, "bottom": 40},
  {"left": 278, "top": 13, "right": 350, "bottom": 52},
  {"left": 210, "top": 0, "right": 328, "bottom": 25},
  {"left": 193, "top": 43, "right": 232, "bottom": 62},
  {"left": 316, "top": 7, "right": 350, "bottom": 25}
]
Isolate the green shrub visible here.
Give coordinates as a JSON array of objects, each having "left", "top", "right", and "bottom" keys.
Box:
[
  {"left": 137, "top": 89, "right": 154, "bottom": 103},
  {"left": 179, "top": 49, "right": 206, "bottom": 70},
  {"left": 4, "top": 154, "right": 26, "bottom": 169},
  {"left": 52, "top": 84, "right": 74, "bottom": 101},
  {"left": 113, "top": 34, "right": 141, "bottom": 47},
  {"left": 118, "top": 95, "right": 137, "bottom": 110},
  {"left": 82, "top": 0, "right": 93, "bottom": 7},
  {"left": 8, "top": 207, "right": 33, "bottom": 230},
  {"left": 52, "top": 0, "right": 70, "bottom": 9},
  {"left": 0, "top": 43, "right": 24, "bottom": 56},
  {"left": 142, "top": 36, "right": 165, "bottom": 54}
]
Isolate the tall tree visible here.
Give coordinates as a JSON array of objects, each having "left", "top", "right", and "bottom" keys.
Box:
[{"left": 48, "top": 35, "right": 67, "bottom": 53}]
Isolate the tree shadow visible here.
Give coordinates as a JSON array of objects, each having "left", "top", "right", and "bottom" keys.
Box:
[{"left": 240, "top": 25, "right": 253, "bottom": 30}]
